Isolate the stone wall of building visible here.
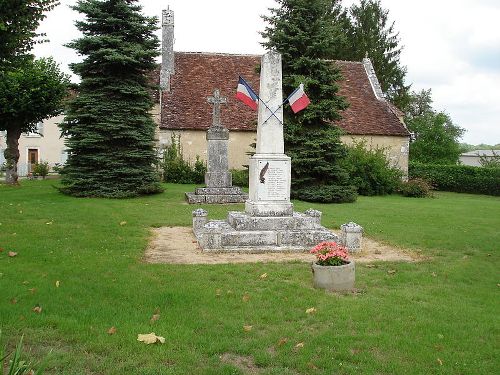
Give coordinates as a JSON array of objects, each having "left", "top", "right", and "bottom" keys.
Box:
[
  {"left": 158, "top": 129, "right": 255, "bottom": 170},
  {"left": 157, "top": 128, "right": 409, "bottom": 174},
  {"left": 0, "top": 115, "right": 67, "bottom": 176},
  {"left": 340, "top": 135, "right": 409, "bottom": 175}
]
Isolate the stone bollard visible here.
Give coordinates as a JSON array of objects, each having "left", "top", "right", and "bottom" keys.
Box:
[
  {"left": 340, "top": 222, "right": 363, "bottom": 253},
  {"left": 304, "top": 208, "right": 322, "bottom": 225},
  {"left": 192, "top": 208, "right": 208, "bottom": 236}
]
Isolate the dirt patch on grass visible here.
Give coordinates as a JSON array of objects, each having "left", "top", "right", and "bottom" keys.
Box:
[
  {"left": 143, "top": 226, "right": 420, "bottom": 264},
  {"left": 220, "top": 353, "right": 261, "bottom": 374}
]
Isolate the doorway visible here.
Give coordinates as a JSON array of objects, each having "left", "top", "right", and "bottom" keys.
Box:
[{"left": 28, "top": 148, "right": 39, "bottom": 172}]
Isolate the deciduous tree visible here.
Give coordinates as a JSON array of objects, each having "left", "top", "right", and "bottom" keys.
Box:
[
  {"left": 0, "top": 57, "right": 68, "bottom": 184},
  {"left": 406, "top": 90, "right": 465, "bottom": 164}
]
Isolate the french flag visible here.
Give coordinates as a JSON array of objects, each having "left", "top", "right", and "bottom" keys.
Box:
[
  {"left": 288, "top": 83, "right": 310, "bottom": 113},
  {"left": 236, "top": 76, "right": 258, "bottom": 110}
]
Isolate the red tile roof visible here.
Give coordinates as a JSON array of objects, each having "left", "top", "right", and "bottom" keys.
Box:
[{"left": 159, "top": 52, "right": 409, "bottom": 137}]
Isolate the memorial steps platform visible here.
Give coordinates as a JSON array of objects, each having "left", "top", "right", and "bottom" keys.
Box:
[{"left": 193, "top": 210, "right": 338, "bottom": 253}]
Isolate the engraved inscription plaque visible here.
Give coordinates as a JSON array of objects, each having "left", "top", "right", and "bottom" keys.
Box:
[{"left": 257, "top": 160, "right": 289, "bottom": 201}]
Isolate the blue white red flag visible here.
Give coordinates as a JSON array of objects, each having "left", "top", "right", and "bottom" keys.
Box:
[
  {"left": 236, "top": 76, "right": 258, "bottom": 110},
  {"left": 287, "top": 84, "right": 310, "bottom": 113}
]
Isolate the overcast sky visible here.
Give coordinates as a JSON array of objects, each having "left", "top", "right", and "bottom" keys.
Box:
[{"left": 33, "top": 0, "right": 500, "bottom": 145}]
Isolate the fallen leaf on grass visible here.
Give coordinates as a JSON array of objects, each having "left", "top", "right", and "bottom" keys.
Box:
[
  {"left": 243, "top": 325, "right": 253, "bottom": 332},
  {"left": 277, "top": 338, "right": 288, "bottom": 346},
  {"left": 28, "top": 288, "right": 37, "bottom": 294},
  {"left": 137, "top": 333, "right": 165, "bottom": 344},
  {"left": 0, "top": 247, "right": 3, "bottom": 252},
  {"left": 307, "top": 362, "right": 318, "bottom": 370},
  {"left": 242, "top": 294, "right": 250, "bottom": 302},
  {"left": 437, "top": 358, "right": 443, "bottom": 366},
  {"left": 8, "top": 251, "right": 17, "bottom": 257},
  {"left": 387, "top": 269, "right": 397, "bottom": 275},
  {"left": 108, "top": 326, "right": 117, "bottom": 335},
  {"left": 365, "top": 264, "right": 376, "bottom": 268},
  {"left": 46, "top": 221, "right": 53, "bottom": 225},
  {"left": 215, "top": 289, "right": 222, "bottom": 296},
  {"left": 33, "top": 305, "right": 42, "bottom": 314},
  {"left": 10, "top": 298, "right": 17, "bottom": 304},
  {"left": 259, "top": 273, "right": 268, "bottom": 279},
  {"left": 305, "top": 307, "right": 316, "bottom": 314},
  {"left": 22, "top": 281, "right": 29, "bottom": 285},
  {"left": 150, "top": 314, "right": 160, "bottom": 323},
  {"left": 295, "top": 342, "right": 304, "bottom": 349},
  {"left": 431, "top": 272, "right": 437, "bottom": 277},
  {"left": 119, "top": 221, "right": 127, "bottom": 226},
  {"left": 55, "top": 280, "right": 60, "bottom": 288}
]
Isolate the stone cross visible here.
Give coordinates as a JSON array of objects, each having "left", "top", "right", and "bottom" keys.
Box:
[{"left": 207, "top": 89, "right": 227, "bottom": 127}]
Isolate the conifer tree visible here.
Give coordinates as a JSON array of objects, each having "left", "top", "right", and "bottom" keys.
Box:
[
  {"left": 59, "top": 0, "right": 162, "bottom": 197},
  {"left": 262, "top": 0, "right": 357, "bottom": 203},
  {"left": 342, "top": 0, "right": 410, "bottom": 110}
]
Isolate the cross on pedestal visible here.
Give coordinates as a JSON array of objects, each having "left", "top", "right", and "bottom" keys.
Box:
[{"left": 207, "top": 89, "right": 227, "bottom": 127}]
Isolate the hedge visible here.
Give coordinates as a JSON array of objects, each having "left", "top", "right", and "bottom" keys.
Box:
[{"left": 409, "top": 162, "right": 500, "bottom": 196}]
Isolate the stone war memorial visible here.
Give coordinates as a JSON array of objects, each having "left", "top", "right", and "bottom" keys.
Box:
[
  {"left": 192, "top": 51, "right": 338, "bottom": 252},
  {"left": 185, "top": 89, "right": 248, "bottom": 204}
]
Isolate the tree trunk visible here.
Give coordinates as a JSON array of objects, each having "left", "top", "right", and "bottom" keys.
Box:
[{"left": 5, "top": 127, "right": 22, "bottom": 185}]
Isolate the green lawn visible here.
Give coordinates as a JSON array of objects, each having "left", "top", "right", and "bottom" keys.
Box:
[{"left": 0, "top": 180, "right": 499, "bottom": 374}]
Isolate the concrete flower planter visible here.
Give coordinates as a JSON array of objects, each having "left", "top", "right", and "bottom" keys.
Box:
[{"left": 311, "top": 261, "right": 355, "bottom": 291}]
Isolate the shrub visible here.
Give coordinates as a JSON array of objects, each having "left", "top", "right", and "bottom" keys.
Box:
[
  {"left": 343, "top": 141, "right": 403, "bottom": 196},
  {"left": 292, "top": 185, "right": 357, "bottom": 203},
  {"left": 409, "top": 162, "right": 500, "bottom": 196},
  {"left": 162, "top": 134, "right": 206, "bottom": 184},
  {"left": 32, "top": 161, "right": 50, "bottom": 179},
  {"left": 231, "top": 168, "right": 249, "bottom": 187},
  {"left": 399, "top": 178, "right": 433, "bottom": 198}
]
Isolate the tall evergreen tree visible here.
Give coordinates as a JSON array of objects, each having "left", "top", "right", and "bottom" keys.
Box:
[
  {"left": 60, "top": 0, "right": 162, "bottom": 197},
  {"left": 341, "top": 0, "right": 410, "bottom": 110},
  {"left": 261, "top": 0, "right": 357, "bottom": 203}
]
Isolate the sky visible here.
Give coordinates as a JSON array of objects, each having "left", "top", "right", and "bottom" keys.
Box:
[{"left": 32, "top": 0, "right": 500, "bottom": 145}]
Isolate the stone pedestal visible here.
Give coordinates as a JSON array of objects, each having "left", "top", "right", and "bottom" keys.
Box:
[
  {"left": 186, "top": 89, "right": 247, "bottom": 204},
  {"left": 340, "top": 222, "right": 363, "bottom": 253}
]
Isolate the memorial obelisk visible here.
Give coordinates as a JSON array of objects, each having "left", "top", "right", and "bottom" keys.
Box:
[
  {"left": 245, "top": 52, "right": 293, "bottom": 217},
  {"left": 192, "top": 51, "right": 337, "bottom": 252}
]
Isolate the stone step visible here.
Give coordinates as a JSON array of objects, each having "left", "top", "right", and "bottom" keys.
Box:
[
  {"left": 227, "top": 211, "right": 320, "bottom": 231},
  {"left": 186, "top": 192, "right": 248, "bottom": 204}
]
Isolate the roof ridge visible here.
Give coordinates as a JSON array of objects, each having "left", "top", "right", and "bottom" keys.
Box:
[{"left": 175, "top": 51, "right": 261, "bottom": 58}]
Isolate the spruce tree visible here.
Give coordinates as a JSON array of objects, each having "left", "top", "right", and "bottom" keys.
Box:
[
  {"left": 262, "top": 0, "right": 357, "bottom": 203},
  {"left": 59, "top": 0, "right": 162, "bottom": 197},
  {"left": 342, "top": 0, "right": 410, "bottom": 110}
]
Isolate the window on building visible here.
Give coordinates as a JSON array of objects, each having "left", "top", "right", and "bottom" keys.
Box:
[{"left": 24, "top": 122, "right": 44, "bottom": 137}]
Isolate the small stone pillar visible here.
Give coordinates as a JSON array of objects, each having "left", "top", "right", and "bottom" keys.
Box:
[
  {"left": 340, "top": 222, "right": 363, "bottom": 253},
  {"left": 304, "top": 208, "right": 322, "bottom": 225},
  {"left": 192, "top": 208, "right": 208, "bottom": 236}
]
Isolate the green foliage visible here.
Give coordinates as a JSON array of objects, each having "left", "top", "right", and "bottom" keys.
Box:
[
  {"left": 409, "top": 162, "right": 500, "bottom": 196},
  {"left": 162, "top": 134, "right": 206, "bottom": 184},
  {"left": 0, "top": 57, "right": 68, "bottom": 184},
  {"left": 398, "top": 178, "right": 433, "bottom": 198},
  {"left": 343, "top": 140, "right": 402, "bottom": 195},
  {"left": 59, "top": 0, "right": 162, "bottom": 198},
  {"left": 261, "top": 0, "right": 356, "bottom": 203},
  {"left": 1, "top": 332, "right": 48, "bottom": 374},
  {"left": 339, "top": 0, "right": 410, "bottom": 110},
  {"left": 0, "top": 0, "right": 58, "bottom": 68},
  {"left": 32, "top": 161, "right": 50, "bottom": 178},
  {"left": 230, "top": 168, "right": 249, "bottom": 187},
  {"left": 479, "top": 150, "right": 500, "bottom": 168},
  {"left": 405, "top": 90, "right": 465, "bottom": 165},
  {"left": 1, "top": 180, "right": 499, "bottom": 373},
  {"left": 460, "top": 143, "right": 500, "bottom": 152}
]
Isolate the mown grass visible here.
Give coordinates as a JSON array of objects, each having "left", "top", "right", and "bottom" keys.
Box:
[{"left": 0, "top": 180, "right": 499, "bottom": 374}]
